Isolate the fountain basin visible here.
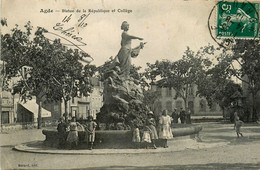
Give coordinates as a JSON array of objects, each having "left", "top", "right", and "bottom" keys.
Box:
[{"left": 42, "top": 124, "right": 202, "bottom": 149}]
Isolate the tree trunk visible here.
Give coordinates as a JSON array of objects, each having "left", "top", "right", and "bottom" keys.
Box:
[
  {"left": 64, "top": 100, "right": 68, "bottom": 123},
  {"left": 183, "top": 98, "right": 187, "bottom": 111},
  {"left": 37, "top": 100, "right": 42, "bottom": 129},
  {"left": 222, "top": 107, "right": 225, "bottom": 119},
  {"left": 252, "top": 92, "right": 257, "bottom": 122}
]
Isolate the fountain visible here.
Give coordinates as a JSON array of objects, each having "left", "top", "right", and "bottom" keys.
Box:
[{"left": 42, "top": 21, "right": 202, "bottom": 150}]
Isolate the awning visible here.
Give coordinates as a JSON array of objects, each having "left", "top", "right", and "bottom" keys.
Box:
[{"left": 18, "top": 99, "right": 51, "bottom": 118}]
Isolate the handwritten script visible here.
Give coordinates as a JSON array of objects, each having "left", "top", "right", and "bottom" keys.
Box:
[
  {"left": 52, "top": 13, "right": 90, "bottom": 46},
  {"left": 43, "top": 13, "right": 94, "bottom": 63}
]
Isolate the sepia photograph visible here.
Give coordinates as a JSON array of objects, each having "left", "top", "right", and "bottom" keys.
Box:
[{"left": 1, "top": 0, "right": 260, "bottom": 169}]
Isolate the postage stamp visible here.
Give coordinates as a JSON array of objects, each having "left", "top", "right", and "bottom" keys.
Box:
[{"left": 216, "top": 1, "right": 260, "bottom": 38}]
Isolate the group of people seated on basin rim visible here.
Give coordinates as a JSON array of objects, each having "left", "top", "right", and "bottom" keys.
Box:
[
  {"left": 132, "top": 110, "right": 174, "bottom": 149},
  {"left": 56, "top": 108, "right": 192, "bottom": 150},
  {"left": 57, "top": 115, "right": 97, "bottom": 150}
]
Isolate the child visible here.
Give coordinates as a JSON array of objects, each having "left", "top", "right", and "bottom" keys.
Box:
[
  {"left": 84, "top": 115, "right": 97, "bottom": 150},
  {"left": 66, "top": 117, "right": 79, "bottom": 149},
  {"left": 235, "top": 119, "right": 244, "bottom": 138},
  {"left": 159, "top": 110, "right": 173, "bottom": 148},
  {"left": 233, "top": 112, "right": 239, "bottom": 130},
  {"left": 142, "top": 125, "right": 152, "bottom": 149},
  {"left": 132, "top": 125, "right": 141, "bottom": 149},
  {"left": 147, "top": 111, "right": 158, "bottom": 149}
]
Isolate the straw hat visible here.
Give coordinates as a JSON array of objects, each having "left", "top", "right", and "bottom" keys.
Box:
[{"left": 148, "top": 111, "right": 153, "bottom": 115}]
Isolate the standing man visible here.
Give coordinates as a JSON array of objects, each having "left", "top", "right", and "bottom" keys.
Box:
[
  {"left": 171, "top": 108, "right": 179, "bottom": 124},
  {"left": 57, "top": 117, "right": 67, "bottom": 149},
  {"left": 180, "top": 108, "right": 186, "bottom": 124},
  {"left": 186, "top": 109, "right": 192, "bottom": 124}
]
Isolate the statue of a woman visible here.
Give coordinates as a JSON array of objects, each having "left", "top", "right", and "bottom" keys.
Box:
[{"left": 116, "top": 21, "right": 144, "bottom": 79}]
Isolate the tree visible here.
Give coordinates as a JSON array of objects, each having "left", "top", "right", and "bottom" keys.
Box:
[
  {"left": 196, "top": 50, "right": 241, "bottom": 114},
  {"left": 196, "top": 40, "right": 259, "bottom": 121},
  {"left": 96, "top": 56, "right": 115, "bottom": 81},
  {"left": 145, "top": 45, "right": 214, "bottom": 110},
  {"left": 37, "top": 38, "right": 96, "bottom": 122},
  {"left": 143, "top": 89, "right": 160, "bottom": 112},
  {"left": 197, "top": 72, "right": 242, "bottom": 119},
  {"left": 129, "top": 65, "right": 149, "bottom": 90},
  {"left": 230, "top": 39, "right": 260, "bottom": 121},
  {"left": 1, "top": 21, "right": 96, "bottom": 127},
  {"left": 1, "top": 21, "right": 46, "bottom": 127},
  {"left": 203, "top": 40, "right": 260, "bottom": 121}
]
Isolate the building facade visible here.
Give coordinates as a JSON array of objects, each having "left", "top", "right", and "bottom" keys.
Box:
[
  {"left": 1, "top": 77, "right": 103, "bottom": 125},
  {"left": 151, "top": 84, "right": 222, "bottom": 116},
  {"left": 1, "top": 91, "right": 15, "bottom": 125},
  {"left": 60, "top": 77, "right": 104, "bottom": 120}
]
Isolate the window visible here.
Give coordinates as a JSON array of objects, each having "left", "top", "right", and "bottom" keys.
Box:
[
  {"left": 53, "top": 105, "right": 59, "bottom": 112},
  {"left": 1, "top": 111, "right": 9, "bottom": 124},
  {"left": 72, "top": 110, "right": 77, "bottom": 118},
  {"left": 78, "top": 104, "right": 87, "bottom": 119}
]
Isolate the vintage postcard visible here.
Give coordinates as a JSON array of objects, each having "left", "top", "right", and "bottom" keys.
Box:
[{"left": 1, "top": 0, "right": 260, "bottom": 169}]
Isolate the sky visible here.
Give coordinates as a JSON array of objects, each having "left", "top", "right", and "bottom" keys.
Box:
[{"left": 1, "top": 0, "right": 218, "bottom": 68}]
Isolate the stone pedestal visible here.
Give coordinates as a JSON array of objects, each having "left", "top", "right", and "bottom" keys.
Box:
[{"left": 97, "top": 65, "right": 147, "bottom": 129}]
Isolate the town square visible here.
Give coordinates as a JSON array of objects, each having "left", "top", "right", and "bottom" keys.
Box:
[{"left": 1, "top": 0, "right": 260, "bottom": 169}]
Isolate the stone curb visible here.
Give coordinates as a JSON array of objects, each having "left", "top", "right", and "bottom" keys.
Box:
[{"left": 13, "top": 139, "right": 228, "bottom": 155}]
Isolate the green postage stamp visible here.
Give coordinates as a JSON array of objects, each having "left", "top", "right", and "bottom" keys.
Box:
[{"left": 216, "top": 1, "right": 260, "bottom": 38}]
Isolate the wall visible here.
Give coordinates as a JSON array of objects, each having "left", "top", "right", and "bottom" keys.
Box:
[
  {"left": 1, "top": 91, "right": 15, "bottom": 124},
  {"left": 151, "top": 85, "right": 222, "bottom": 116},
  {"left": 60, "top": 78, "right": 104, "bottom": 120},
  {"left": 42, "top": 101, "right": 62, "bottom": 121}
]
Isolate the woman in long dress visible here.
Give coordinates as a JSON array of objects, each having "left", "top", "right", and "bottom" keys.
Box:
[
  {"left": 116, "top": 21, "right": 144, "bottom": 79},
  {"left": 159, "top": 110, "right": 173, "bottom": 148}
]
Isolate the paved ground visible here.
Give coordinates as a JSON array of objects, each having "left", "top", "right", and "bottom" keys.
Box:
[{"left": 1, "top": 122, "right": 260, "bottom": 169}]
